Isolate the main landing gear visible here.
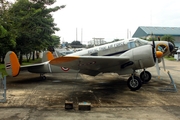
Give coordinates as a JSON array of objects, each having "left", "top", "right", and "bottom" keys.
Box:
[
  {"left": 127, "top": 70, "right": 152, "bottom": 91},
  {"left": 40, "top": 73, "right": 46, "bottom": 80},
  {"left": 140, "top": 70, "right": 152, "bottom": 83},
  {"left": 127, "top": 74, "right": 142, "bottom": 91}
]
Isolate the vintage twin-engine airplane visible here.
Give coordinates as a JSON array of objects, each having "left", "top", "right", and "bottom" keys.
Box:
[{"left": 4, "top": 38, "right": 174, "bottom": 91}]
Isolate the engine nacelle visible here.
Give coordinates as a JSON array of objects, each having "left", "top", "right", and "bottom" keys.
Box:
[{"left": 121, "top": 45, "right": 155, "bottom": 70}]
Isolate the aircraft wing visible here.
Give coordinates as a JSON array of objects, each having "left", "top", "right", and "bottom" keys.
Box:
[{"left": 49, "top": 56, "right": 130, "bottom": 74}]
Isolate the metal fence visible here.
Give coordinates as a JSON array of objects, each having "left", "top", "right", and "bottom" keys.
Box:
[{"left": 0, "top": 73, "right": 6, "bottom": 102}]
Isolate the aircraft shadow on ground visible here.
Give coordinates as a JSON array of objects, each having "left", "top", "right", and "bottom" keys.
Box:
[
  {"left": 6, "top": 73, "right": 145, "bottom": 106},
  {"left": 64, "top": 79, "right": 132, "bottom": 104}
]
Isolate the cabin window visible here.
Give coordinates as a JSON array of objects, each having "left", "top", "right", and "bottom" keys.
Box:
[
  {"left": 128, "top": 42, "right": 135, "bottom": 49},
  {"left": 135, "top": 39, "right": 149, "bottom": 47}
]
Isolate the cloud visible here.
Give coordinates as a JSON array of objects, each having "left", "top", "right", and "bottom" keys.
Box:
[{"left": 14, "top": 0, "right": 179, "bottom": 44}]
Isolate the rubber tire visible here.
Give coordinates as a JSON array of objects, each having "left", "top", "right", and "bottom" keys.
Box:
[
  {"left": 140, "top": 71, "right": 151, "bottom": 83},
  {"left": 41, "top": 76, "right": 46, "bottom": 80},
  {"left": 127, "top": 76, "right": 142, "bottom": 91}
]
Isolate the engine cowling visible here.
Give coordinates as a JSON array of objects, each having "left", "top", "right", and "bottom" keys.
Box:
[{"left": 121, "top": 45, "right": 155, "bottom": 70}]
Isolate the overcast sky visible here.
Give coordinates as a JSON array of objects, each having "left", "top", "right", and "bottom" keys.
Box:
[
  {"left": 50, "top": 0, "right": 180, "bottom": 44},
  {"left": 9, "top": 0, "right": 180, "bottom": 44}
]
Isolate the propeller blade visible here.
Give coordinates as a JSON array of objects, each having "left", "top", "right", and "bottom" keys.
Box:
[
  {"left": 152, "top": 40, "right": 161, "bottom": 79},
  {"left": 152, "top": 40, "right": 155, "bottom": 48},
  {"left": 155, "top": 58, "right": 161, "bottom": 79},
  {"left": 152, "top": 40, "right": 156, "bottom": 62}
]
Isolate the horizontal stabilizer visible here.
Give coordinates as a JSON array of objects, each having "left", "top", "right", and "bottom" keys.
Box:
[
  {"left": 42, "top": 51, "right": 54, "bottom": 62},
  {"left": 20, "top": 62, "right": 48, "bottom": 68},
  {"left": 4, "top": 51, "right": 48, "bottom": 77}
]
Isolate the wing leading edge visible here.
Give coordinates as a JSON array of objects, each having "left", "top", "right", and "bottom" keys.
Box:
[{"left": 50, "top": 56, "right": 130, "bottom": 73}]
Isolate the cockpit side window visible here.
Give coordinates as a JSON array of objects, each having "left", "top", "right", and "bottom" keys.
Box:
[
  {"left": 128, "top": 42, "right": 136, "bottom": 49},
  {"left": 135, "top": 39, "right": 149, "bottom": 47}
]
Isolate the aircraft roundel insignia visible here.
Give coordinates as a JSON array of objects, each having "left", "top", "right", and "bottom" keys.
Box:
[{"left": 61, "top": 67, "right": 69, "bottom": 71}]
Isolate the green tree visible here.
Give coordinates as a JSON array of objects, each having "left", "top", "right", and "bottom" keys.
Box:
[
  {"left": 71, "top": 41, "right": 83, "bottom": 48},
  {"left": 0, "top": 25, "right": 7, "bottom": 38},
  {"left": 8, "top": 0, "right": 65, "bottom": 64},
  {"left": 161, "top": 35, "right": 175, "bottom": 45},
  {"left": 50, "top": 35, "right": 60, "bottom": 48},
  {"left": 47, "top": 35, "right": 60, "bottom": 53},
  {"left": 0, "top": 0, "right": 16, "bottom": 63},
  {"left": 147, "top": 37, "right": 158, "bottom": 41}
]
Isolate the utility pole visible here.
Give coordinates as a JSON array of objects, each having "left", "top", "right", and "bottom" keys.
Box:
[
  {"left": 76, "top": 28, "right": 78, "bottom": 41},
  {"left": 81, "top": 28, "right": 83, "bottom": 44}
]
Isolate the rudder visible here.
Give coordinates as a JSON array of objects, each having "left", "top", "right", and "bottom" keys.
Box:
[
  {"left": 42, "top": 51, "right": 54, "bottom": 62},
  {"left": 4, "top": 51, "right": 20, "bottom": 77}
]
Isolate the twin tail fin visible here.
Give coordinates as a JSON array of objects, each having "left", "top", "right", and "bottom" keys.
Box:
[{"left": 4, "top": 51, "right": 54, "bottom": 77}]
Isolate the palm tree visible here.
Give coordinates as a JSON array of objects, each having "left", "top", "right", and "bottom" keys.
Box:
[{"left": 148, "top": 37, "right": 157, "bottom": 41}]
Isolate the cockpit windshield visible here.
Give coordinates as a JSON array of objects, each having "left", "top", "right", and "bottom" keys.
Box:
[{"left": 134, "top": 39, "right": 149, "bottom": 47}]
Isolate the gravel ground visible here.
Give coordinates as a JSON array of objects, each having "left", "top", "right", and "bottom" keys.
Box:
[{"left": 0, "top": 59, "right": 179, "bottom": 120}]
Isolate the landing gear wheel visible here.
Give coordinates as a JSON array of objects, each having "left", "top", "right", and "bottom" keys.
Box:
[
  {"left": 41, "top": 76, "right": 46, "bottom": 80},
  {"left": 140, "top": 71, "right": 151, "bottom": 83},
  {"left": 127, "top": 76, "right": 142, "bottom": 91},
  {"left": 40, "top": 74, "right": 46, "bottom": 80}
]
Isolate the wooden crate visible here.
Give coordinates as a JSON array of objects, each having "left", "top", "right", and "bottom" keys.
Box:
[
  {"left": 78, "top": 102, "right": 91, "bottom": 111},
  {"left": 65, "top": 100, "right": 73, "bottom": 110}
]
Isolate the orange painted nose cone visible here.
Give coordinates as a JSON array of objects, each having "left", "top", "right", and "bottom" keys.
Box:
[{"left": 156, "top": 51, "right": 163, "bottom": 58}]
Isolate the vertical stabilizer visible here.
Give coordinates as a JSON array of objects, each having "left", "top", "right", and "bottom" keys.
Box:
[
  {"left": 4, "top": 51, "right": 20, "bottom": 77},
  {"left": 42, "top": 51, "right": 54, "bottom": 62}
]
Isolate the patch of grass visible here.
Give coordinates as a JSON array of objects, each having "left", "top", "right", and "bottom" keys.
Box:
[
  {"left": 0, "top": 64, "right": 6, "bottom": 76},
  {"left": 164, "top": 56, "right": 176, "bottom": 61},
  {"left": 22, "top": 58, "right": 42, "bottom": 65}
]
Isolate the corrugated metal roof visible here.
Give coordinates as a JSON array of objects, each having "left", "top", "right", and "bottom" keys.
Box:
[{"left": 133, "top": 26, "right": 180, "bottom": 37}]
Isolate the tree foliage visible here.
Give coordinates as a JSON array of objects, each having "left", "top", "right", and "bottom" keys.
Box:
[
  {"left": 147, "top": 35, "right": 175, "bottom": 45},
  {"left": 147, "top": 37, "right": 158, "bottom": 41},
  {"left": 3, "top": 0, "right": 65, "bottom": 64},
  {"left": 70, "top": 41, "right": 83, "bottom": 48},
  {"left": 0, "top": 25, "right": 7, "bottom": 38},
  {"left": 0, "top": 0, "right": 16, "bottom": 63},
  {"left": 161, "top": 35, "right": 175, "bottom": 45},
  {"left": 50, "top": 35, "right": 60, "bottom": 48}
]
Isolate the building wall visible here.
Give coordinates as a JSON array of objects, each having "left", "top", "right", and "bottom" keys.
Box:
[
  {"left": 174, "top": 36, "right": 180, "bottom": 48},
  {"left": 133, "top": 26, "right": 180, "bottom": 48}
]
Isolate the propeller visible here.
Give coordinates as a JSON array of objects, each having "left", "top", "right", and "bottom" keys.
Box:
[
  {"left": 160, "top": 42, "right": 174, "bottom": 71},
  {"left": 152, "top": 41, "right": 174, "bottom": 78},
  {"left": 152, "top": 40, "right": 163, "bottom": 79}
]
